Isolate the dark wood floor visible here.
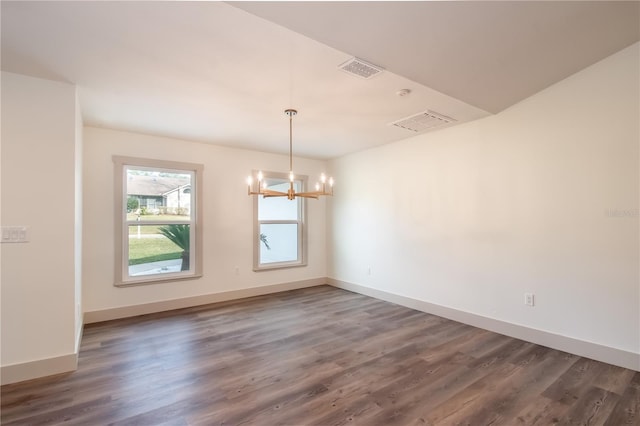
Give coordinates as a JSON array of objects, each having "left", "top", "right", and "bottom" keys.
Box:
[{"left": 2, "top": 286, "right": 638, "bottom": 425}]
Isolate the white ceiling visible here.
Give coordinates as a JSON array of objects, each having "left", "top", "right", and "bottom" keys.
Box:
[
  {"left": 234, "top": 1, "right": 640, "bottom": 114},
  {"left": 2, "top": 1, "right": 638, "bottom": 160}
]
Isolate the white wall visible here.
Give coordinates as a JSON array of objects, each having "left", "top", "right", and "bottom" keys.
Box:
[
  {"left": 328, "top": 44, "right": 639, "bottom": 361},
  {"left": 1, "top": 72, "right": 80, "bottom": 371},
  {"left": 83, "top": 127, "right": 327, "bottom": 313}
]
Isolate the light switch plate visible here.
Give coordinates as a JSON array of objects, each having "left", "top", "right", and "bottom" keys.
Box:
[{"left": 1, "top": 226, "right": 29, "bottom": 243}]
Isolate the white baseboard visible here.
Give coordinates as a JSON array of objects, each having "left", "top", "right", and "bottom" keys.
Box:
[
  {"left": 76, "top": 316, "right": 84, "bottom": 353},
  {"left": 2, "top": 311, "right": 83, "bottom": 385},
  {"left": 328, "top": 278, "right": 640, "bottom": 372},
  {"left": 84, "top": 277, "right": 326, "bottom": 324},
  {"left": 1, "top": 353, "right": 78, "bottom": 385}
]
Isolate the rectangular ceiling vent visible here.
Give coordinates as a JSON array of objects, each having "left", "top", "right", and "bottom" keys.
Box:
[
  {"left": 390, "top": 110, "right": 456, "bottom": 133},
  {"left": 338, "top": 57, "right": 384, "bottom": 79}
]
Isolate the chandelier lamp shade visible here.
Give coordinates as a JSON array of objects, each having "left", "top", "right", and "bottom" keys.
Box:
[{"left": 247, "top": 109, "right": 334, "bottom": 200}]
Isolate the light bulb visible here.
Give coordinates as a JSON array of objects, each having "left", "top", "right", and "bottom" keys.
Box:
[
  {"left": 262, "top": 181, "right": 267, "bottom": 189},
  {"left": 257, "top": 171, "right": 263, "bottom": 181},
  {"left": 320, "top": 173, "right": 326, "bottom": 183},
  {"left": 329, "top": 177, "right": 334, "bottom": 187},
  {"left": 246, "top": 176, "right": 252, "bottom": 186},
  {"left": 289, "top": 171, "right": 294, "bottom": 182},
  {"left": 315, "top": 183, "right": 320, "bottom": 191}
]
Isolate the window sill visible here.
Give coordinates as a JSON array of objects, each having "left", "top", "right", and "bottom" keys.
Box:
[
  {"left": 253, "top": 262, "right": 307, "bottom": 272},
  {"left": 115, "top": 273, "right": 203, "bottom": 287}
]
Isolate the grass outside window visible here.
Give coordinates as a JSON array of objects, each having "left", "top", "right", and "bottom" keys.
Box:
[{"left": 128, "top": 235, "right": 182, "bottom": 265}]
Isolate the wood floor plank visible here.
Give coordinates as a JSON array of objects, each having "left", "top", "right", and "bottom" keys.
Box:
[
  {"left": 604, "top": 373, "right": 640, "bottom": 426},
  {"left": 446, "top": 346, "right": 578, "bottom": 425},
  {"left": 542, "top": 357, "right": 609, "bottom": 404},
  {"left": 365, "top": 351, "right": 477, "bottom": 425},
  {"left": 513, "top": 396, "right": 573, "bottom": 425},
  {"left": 2, "top": 285, "right": 637, "bottom": 425},
  {"left": 560, "top": 386, "right": 619, "bottom": 426},
  {"left": 592, "top": 364, "right": 637, "bottom": 395}
]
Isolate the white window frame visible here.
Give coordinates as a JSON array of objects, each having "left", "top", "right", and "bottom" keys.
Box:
[
  {"left": 253, "top": 171, "right": 307, "bottom": 271},
  {"left": 113, "top": 156, "right": 203, "bottom": 286}
]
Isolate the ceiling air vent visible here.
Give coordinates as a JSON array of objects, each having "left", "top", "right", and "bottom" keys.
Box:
[
  {"left": 390, "top": 110, "right": 456, "bottom": 133},
  {"left": 338, "top": 57, "right": 383, "bottom": 79}
]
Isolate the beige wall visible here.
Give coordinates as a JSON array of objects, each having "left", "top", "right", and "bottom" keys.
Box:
[
  {"left": 82, "top": 127, "right": 327, "bottom": 313},
  {"left": 328, "top": 43, "right": 639, "bottom": 360},
  {"left": 1, "top": 72, "right": 80, "bottom": 370}
]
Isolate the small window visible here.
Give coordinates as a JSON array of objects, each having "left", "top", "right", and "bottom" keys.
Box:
[
  {"left": 113, "top": 156, "right": 203, "bottom": 286},
  {"left": 253, "top": 172, "right": 307, "bottom": 270}
]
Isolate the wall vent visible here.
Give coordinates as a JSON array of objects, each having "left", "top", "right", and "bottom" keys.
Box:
[
  {"left": 389, "top": 110, "right": 456, "bottom": 133},
  {"left": 338, "top": 57, "right": 383, "bottom": 79}
]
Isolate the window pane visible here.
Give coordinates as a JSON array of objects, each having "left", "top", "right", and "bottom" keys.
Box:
[
  {"left": 259, "top": 223, "right": 298, "bottom": 264},
  {"left": 126, "top": 169, "right": 192, "bottom": 221},
  {"left": 258, "top": 180, "right": 300, "bottom": 221},
  {"left": 128, "top": 224, "right": 190, "bottom": 276}
]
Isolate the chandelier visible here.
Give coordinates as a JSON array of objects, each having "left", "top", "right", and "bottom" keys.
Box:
[{"left": 247, "top": 109, "right": 334, "bottom": 200}]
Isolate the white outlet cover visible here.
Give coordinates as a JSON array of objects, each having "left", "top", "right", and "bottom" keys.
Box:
[{"left": 524, "top": 293, "right": 535, "bottom": 307}]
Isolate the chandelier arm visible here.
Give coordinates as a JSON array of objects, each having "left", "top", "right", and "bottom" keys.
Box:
[
  {"left": 248, "top": 189, "right": 289, "bottom": 197},
  {"left": 261, "top": 189, "right": 288, "bottom": 197},
  {"left": 297, "top": 191, "right": 325, "bottom": 197}
]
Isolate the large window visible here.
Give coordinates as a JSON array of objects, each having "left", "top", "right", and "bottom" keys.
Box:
[
  {"left": 113, "top": 156, "right": 203, "bottom": 286},
  {"left": 254, "top": 172, "right": 307, "bottom": 270}
]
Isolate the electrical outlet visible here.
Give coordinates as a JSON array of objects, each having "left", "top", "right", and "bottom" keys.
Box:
[
  {"left": 367, "top": 266, "right": 371, "bottom": 276},
  {"left": 234, "top": 267, "right": 240, "bottom": 276},
  {"left": 524, "top": 293, "right": 535, "bottom": 307}
]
